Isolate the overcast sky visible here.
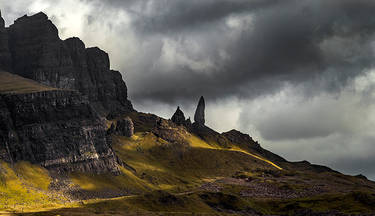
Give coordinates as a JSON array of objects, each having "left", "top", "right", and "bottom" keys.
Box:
[{"left": 2, "top": 0, "right": 375, "bottom": 179}]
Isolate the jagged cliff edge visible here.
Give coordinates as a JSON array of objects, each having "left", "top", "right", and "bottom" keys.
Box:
[{"left": 0, "top": 11, "right": 133, "bottom": 173}]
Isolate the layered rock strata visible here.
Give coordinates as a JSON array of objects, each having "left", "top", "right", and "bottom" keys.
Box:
[
  {"left": 1, "top": 12, "right": 133, "bottom": 116},
  {"left": 0, "top": 89, "right": 121, "bottom": 173}
]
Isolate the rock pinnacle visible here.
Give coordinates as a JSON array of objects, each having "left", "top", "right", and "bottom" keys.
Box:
[
  {"left": 194, "top": 96, "right": 205, "bottom": 125},
  {"left": 171, "top": 106, "right": 186, "bottom": 125}
]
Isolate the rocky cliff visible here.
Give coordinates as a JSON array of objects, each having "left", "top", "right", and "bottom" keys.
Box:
[
  {"left": 2, "top": 12, "right": 133, "bottom": 117},
  {"left": 0, "top": 10, "right": 134, "bottom": 174},
  {"left": 0, "top": 87, "right": 121, "bottom": 173}
]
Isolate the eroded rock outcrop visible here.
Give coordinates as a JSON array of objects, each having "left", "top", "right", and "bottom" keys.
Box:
[
  {"left": 111, "top": 117, "right": 134, "bottom": 137},
  {"left": 0, "top": 89, "right": 121, "bottom": 173},
  {"left": 194, "top": 96, "right": 205, "bottom": 125},
  {"left": 171, "top": 106, "right": 185, "bottom": 125},
  {"left": 171, "top": 106, "right": 192, "bottom": 128},
  {"left": 5, "top": 12, "right": 133, "bottom": 117}
]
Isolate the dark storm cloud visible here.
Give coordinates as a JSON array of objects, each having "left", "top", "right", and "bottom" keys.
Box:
[
  {"left": 129, "top": 0, "right": 281, "bottom": 33},
  {"left": 96, "top": 0, "right": 281, "bottom": 29},
  {"left": 95, "top": 0, "right": 375, "bottom": 104}
]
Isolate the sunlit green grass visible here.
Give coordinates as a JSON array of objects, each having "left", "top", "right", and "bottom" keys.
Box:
[{"left": 0, "top": 161, "right": 69, "bottom": 212}]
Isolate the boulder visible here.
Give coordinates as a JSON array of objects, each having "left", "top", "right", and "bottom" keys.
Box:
[{"left": 115, "top": 117, "right": 134, "bottom": 137}]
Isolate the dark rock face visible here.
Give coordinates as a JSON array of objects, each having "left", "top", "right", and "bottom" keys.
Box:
[
  {"left": 8, "top": 12, "right": 75, "bottom": 88},
  {"left": 0, "top": 11, "right": 12, "bottom": 71},
  {"left": 113, "top": 117, "right": 134, "bottom": 137},
  {"left": 171, "top": 106, "right": 186, "bottom": 125},
  {"left": 5, "top": 12, "right": 133, "bottom": 116},
  {"left": 0, "top": 90, "right": 121, "bottom": 173},
  {"left": 194, "top": 96, "right": 205, "bottom": 125},
  {"left": 171, "top": 106, "right": 192, "bottom": 129},
  {"left": 65, "top": 38, "right": 133, "bottom": 116}
]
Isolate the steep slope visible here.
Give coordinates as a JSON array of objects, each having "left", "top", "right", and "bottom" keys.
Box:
[
  {"left": 8, "top": 112, "right": 374, "bottom": 215},
  {"left": 0, "top": 71, "right": 121, "bottom": 174},
  {"left": 2, "top": 12, "right": 133, "bottom": 116}
]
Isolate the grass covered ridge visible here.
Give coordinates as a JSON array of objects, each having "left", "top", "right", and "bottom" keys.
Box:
[{"left": 0, "top": 71, "right": 56, "bottom": 94}]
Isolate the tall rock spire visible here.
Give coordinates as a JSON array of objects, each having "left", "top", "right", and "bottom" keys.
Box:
[{"left": 194, "top": 96, "right": 205, "bottom": 125}]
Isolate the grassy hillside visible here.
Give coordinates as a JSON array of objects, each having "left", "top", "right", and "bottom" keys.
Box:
[
  {"left": 0, "top": 71, "right": 56, "bottom": 94},
  {"left": 1, "top": 113, "right": 375, "bottom": 215},
  {"left": 0, "top": 161, "right": 74, "bottom": 213}
]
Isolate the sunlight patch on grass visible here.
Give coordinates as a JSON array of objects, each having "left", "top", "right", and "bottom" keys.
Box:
[
  {"left": 187, "top": 135, "right": 216, "bottom": 149},
  {"left": 187, "top": 135, "right": 282, "bottom": 170},
  {"left": 13, "top": 161, "right": 51, "bottom": 190},
  {"left": 127, "top": 162, "right": 167, "bottom": 173},
  {"left": 229, "top": 147, "right": 283, "bottom": 170},
  {"left": 0, "top": 161, "right": 66, "bottom": 212},
  {"left": 70, "top": 167, "right": 153, "bottom": 192}
]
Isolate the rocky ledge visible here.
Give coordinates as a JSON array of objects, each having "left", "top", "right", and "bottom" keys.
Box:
[{"left": 0, "top": 89, "right": 121, "bottom": 173}]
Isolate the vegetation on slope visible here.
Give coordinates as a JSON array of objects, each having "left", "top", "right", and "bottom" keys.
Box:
[
  {"left": 0, "top": 71, "right": 56, "bottom": 94},
  {"left": 2, "top": 113, "right": 375, "bottom": 215},
  {"left": 0, "top": 161, "right": 69, "bottom": 212}
]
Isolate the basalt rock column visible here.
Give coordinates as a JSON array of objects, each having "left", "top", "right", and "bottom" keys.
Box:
[{"left": 194, "top": 96, "right": 205, "bottom": 125}]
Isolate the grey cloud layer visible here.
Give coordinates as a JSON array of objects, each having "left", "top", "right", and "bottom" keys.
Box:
[
  {"left": 2, "top": 0, "right": 375, "bottom": 103},
  {"left": 88, "top": 0, "right": 375, "bottom": 104}
]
